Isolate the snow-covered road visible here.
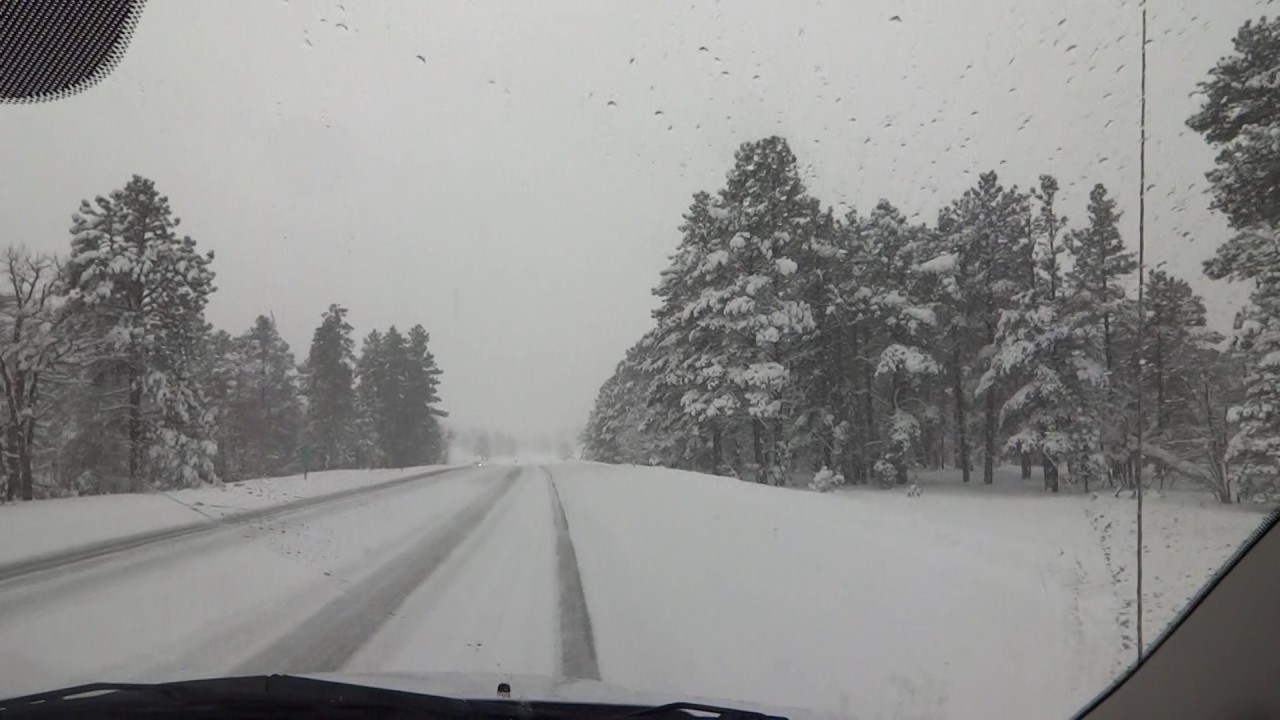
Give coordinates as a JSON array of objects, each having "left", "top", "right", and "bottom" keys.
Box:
[{"left": 0, "top": 461, "right": 1264, "bottom": 719}]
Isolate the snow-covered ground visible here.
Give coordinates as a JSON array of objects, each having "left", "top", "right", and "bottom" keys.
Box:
[
  {"left": 0, "top": 465, "right": 450, "bottom": 566},
  {"left": 553, "top": 463, "right": 1270, "bottom": 719},
  {"left": 0, "top": 461, "right": 1267, "bottom": 718}
]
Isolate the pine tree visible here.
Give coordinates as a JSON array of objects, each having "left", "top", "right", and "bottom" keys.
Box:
[
  {"left": 833, "top": 201, "right": 941, "bottom": 485},
  {"left": 1144, "top": 270, "right": 1209, "bottom": 440},
  {"left": 354, "top": 328, "right": 387, "bottom": 467},
  {"left": 644, "top": 191, "right": 726, "bottom": 473},
  {"left": 583, "top": 339, "right": 663, "bottom": 465},
  {"left": 406, "top": 324, "right": 446, "bottom": 465},
  {"left": 1189, "top": 17, "right": 1280, "bottom": 501},
  {"left": 193, "top": 326, "right": 238, "bottom": 482},
  {"left": 1063, "top": 183, "right": 1136, "bottom": 486},
  {"left": 63, "top": 175, "right": 218, "bottom": 491},
  {"left": 1186, "top": 16, "right": 1280, "bottom": 232},
  {"left": 226, "top": 315, "right": 303, "bottom": 479},
  {"left": 680, "top": 136, "right": 819, "bottom": 483},
  {"left": 939, "top": 171, "right": 1032, "bottom": 484},
  {"left": 981, "top": 175, "right": 1107, "bottom": 492},
  {"left": 302, "top": 304, "right": 357, "bottom": 470}
]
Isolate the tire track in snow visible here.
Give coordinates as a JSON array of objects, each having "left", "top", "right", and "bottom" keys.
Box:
[
  {"left": 0, "top": 466, "right": 464, "bottom": 585},
  {"left": 0, "top": 468, "right": 477, "bottom": 627},
  {"left": 545, "top": 466, "right": 600, "bottom": 680},
  {"left": 233, "top": 469, "right": 520, "bottom": 675}
]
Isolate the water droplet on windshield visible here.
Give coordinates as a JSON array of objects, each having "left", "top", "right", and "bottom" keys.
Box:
[
  {"left": 606, "top": 100, "right": 618, "bottom": 110},
  {"left": 415, "top": 55, "right": 426, "bottom": 64},
  {"left": 698, "top": 46, "right": 710, "bottom": 54}
]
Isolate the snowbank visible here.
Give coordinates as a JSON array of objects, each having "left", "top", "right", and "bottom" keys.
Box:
[
  {"left": 552, "top": 462, "right": 1268, "bottom": 720},
  {"left": 0, "top": 466, "right": 450, "bottom": 567}
]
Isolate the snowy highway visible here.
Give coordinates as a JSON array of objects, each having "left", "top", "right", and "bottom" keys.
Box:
[
  {"left": 0, "top": 461, "right": 1262, "bottom": 718},
  {"left": 0, "top": 465, "right": 592, "bottom": 699}
]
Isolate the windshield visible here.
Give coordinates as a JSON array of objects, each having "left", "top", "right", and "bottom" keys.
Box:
[{"left": 0, "top": 2, "right": 1275, "bottom": 718}]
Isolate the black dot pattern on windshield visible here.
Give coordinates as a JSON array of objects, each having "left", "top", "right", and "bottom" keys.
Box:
[{"left": 0, "top": 0, "right": 143, "bottom": 103}]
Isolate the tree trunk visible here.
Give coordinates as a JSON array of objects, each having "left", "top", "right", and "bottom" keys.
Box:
[
  {"left": 751, "top": 418, "right": 765, "bottom": 483},
  {"left": 711, "top": 424, "right": 723, "bottom": 472},
  {"left": 772, "top": 418, "right": 785, "bottom": 483},
  {"left": 983, "top": 386, "right": 996, "bottom": 484},
  {"left": 952, "top": 346, "right": 971, "bottom": 483},
  {"left": 4, "top": 424, "right": 20, "bottom": 499},
  {"left": 862, "top": 367, "right": 875, "bottom": 482},
  {"left": 1021, "top": 451, "right": 1032, "bottom": 480},
  {"left": 19, "top": 429, "right": 34, "bottom": 501},
  {"left": 128, "top": 376, "right": 144, "bottom": 492},
  {"left": 1, "top": 436, "right": 10, "bottom": 502},
  {"left": 1042, "top": 451, "right": 1059, "bottom": 493}
]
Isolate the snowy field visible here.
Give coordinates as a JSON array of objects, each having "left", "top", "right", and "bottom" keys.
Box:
[
  {"left": 553, "top": 463, "right": 1269, "bottom": 718},
  {"left": 0, "top": 461, "right": 1268, "bottom": 719}
]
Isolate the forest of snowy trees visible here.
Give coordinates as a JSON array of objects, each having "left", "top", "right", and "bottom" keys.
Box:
[
  {"left": 0, "top": 175, "right": 447, "bottom": 502},
  {"left": 582, "top": 16, "right": 1280, "bottom": 505}
]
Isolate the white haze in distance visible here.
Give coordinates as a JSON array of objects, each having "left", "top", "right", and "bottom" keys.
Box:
[{"left": 0, "top": 0, "right": 1264, "bottom": 441}]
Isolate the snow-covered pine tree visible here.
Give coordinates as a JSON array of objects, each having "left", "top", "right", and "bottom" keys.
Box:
[
  {"left": 681, "top": 136, "right": 819, "bottom": 484},
  {"left": 938, "top": 171, "right": 1032, "bottom": 484},
  {"left": 192, "top": 326, "right": 238, "bottom": 481},
  {"left": 981, "top": 175, "right": 1107, "bottom": 492},
  {"left": 644, "top": 191, "right": 729, "bottom": 473},
  {"left": 1189, "top": 16, "right": 1280, "bottom": 502},
  {"left": 831, "top": 201, "right": 941, "bottom": 485},
  {"left": 582, "top": 338, "right": 663, "bottom": 465},
  {"left": 302, "top": 304, "right": 357, "bottom": 471},
  {"left": 354, "top": 328, "right": 388, "bottom": 468},
  {"left": 406, "top": 324, "right": 447, "bottom": 465},
  {"left": 226, "top": 315, "right": 303, "bottom": 479},
  {"left": 380, "top": 327, "right": 418, "bottom": 467},
  {"left": 1062, "top": 183, "right": 1137, "bottom": 488},
  {"left": 1137, "top": 269, "right": 1238, "bottom": 497},
  {"left": 64, "top": 175, "right": 218, "bottom": 491},
  {"left": 1144, "top": 270, "right": 1210, "bottom": 443}
]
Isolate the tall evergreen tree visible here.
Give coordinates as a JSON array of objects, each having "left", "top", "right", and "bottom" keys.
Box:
[
  {"left": 644, "top": 191, "right": 727, "bottom": 473},
  {"left": 226, "top": 315, "right": 303, "bottom": 479},
  {"left": 982, "top": 175, "right": 1107, "bottom": 492},
  {"left": 302, "top": 304, "right": 356, "bottom": 470},
  {"left": 1062, "top": 183, "right": 1136, "bottom": 486},
  {"left": 406, "top": 324, "right": 446, "bottom": 465},
  {"left": 354, "top": 328, "right": 387, "bottom": 468},
  {"left": 193, "top": 326, "right": 237, "bottom": 482},
  {"left": 682, "top": 136, "right": 819, "bottom": 483},
  {"left": 63, "top": 175, "right": 217, "bottom": 491},
  {"left": 939, "top": 171, "right": 1032, "bottom": 484},
  {"left": 1189, "top": 16, "right": 1280, "bottom": 501}
]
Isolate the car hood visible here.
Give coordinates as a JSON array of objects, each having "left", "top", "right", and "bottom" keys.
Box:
[{"left": 301, "top": 671, "right": 835, "bottom": 719}]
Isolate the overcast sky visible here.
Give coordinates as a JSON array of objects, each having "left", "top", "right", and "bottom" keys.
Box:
[{"left": 0, "top": 0, "right": 1267, "bottom": 441}]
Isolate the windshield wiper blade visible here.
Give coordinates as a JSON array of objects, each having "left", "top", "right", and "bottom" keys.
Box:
[
  {"left": 0, "top": 676, "right": 782, "bottom": 719},
  {"left": 609, "top": 701, "right": 787, "bottom": 719},
  {"left": 0, "top": 675, "right": 496, "bottom": 719}
]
